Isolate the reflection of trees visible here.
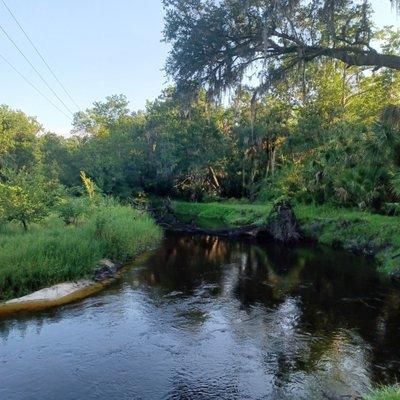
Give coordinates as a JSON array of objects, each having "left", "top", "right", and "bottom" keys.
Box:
[
  {"left": 366, "top": 290, "right": 400, "bottom": 384},
  {"left": 0, "top": 304, "right": 69, "bottom": 341},
  {"left": 228, "top": 285, "right": 374, "bottom": 397},
  {"left": 134, "top": 234, "right": 238, "bottom": 295},
  {"left": 290, "top": 249, "right": 400, "bottom": 385},
  {"left": 229, "top": 239, "right": 400, "bottom": 391},
  {"left": 234, "top": 244, "right": 306, "bottom": 307},
  {"left": 135, "top": 234, "right": 400, "bottom": 388},
  {"left": 127, "top": 234, "right": 400, "bottom": 398}
]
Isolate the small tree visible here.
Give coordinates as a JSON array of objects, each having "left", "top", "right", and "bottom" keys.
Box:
[{"left": 0, "top": 170, "right": 62, "bottom": 230}]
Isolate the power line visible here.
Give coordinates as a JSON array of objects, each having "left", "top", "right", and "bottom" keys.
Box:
[
  {"left": 0, "top": 52, "right": 72, "bottom": 119},
  {"left": 1, "top": 0, "right": 80, "bottom": 110},
  {"left": 0, "top": 23, "right": 74, "bottom": 116}
]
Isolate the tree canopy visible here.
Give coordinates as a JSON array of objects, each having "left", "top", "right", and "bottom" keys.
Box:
[{"left": 163, "top": 0, "right": 400, "bottom": 96}]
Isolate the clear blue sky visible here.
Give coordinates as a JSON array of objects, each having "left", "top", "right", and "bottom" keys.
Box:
[
  {"left": 0, "top": 0, "right": 169, "bottom": 134},
  {"left": 0, "top": 0, "right": 397, "bottom": 135}
]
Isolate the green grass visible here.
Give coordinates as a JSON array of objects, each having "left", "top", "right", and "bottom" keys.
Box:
[
  {"left": 364, "top": 385, "right": 400, "bottom": 400},
  {"left": 295, "top": 204, "right": 400, "bottom": 275},
  {"left": 172, "top": 201, "right": 400, "bottom": 276},
  {"left": 0, "top": 204, "right": 162, "bottom": 301},
  {"left": 172, "top": 201, "right": 271, "bottom": 228}
]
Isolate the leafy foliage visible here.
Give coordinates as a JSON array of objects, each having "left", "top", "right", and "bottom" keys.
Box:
[
  {"left": 0, "top": 169, "right": 63, "bottom": 230},
  {"left": 163, "top": 0, "right": 400, "bottom": 98},
  {"left": 0, "top": 105, "right": 41, "bottom": 171}
]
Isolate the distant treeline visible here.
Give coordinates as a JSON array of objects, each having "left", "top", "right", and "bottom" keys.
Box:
[{"left": 1, "top": 59, "right": 400, "bottom": 213}]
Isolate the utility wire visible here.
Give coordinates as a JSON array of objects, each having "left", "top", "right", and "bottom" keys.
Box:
[
  {"left": 0, "top": 52, "right": 72, "bottom": 119},
  {"left": 1, "top": 0, "right": 80, "bottom": 110},
  {"left": 0, "top": 23, "right": 74, "bottom": 116}
]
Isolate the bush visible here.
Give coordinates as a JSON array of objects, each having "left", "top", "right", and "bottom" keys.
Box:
[
  {"left": 382, "top": 202, "right": 400, "bottom": 216},
  {"left": 57, "top": 197, "right": 91, "bottom": 224}
]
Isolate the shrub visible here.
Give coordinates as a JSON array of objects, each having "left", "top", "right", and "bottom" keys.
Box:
[{"left": 57, "top": 197, "right": 91, "bottom": 224}]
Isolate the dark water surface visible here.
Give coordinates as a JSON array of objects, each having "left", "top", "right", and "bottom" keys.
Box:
[{"left": 1, "top": 234, "right": 400, "bottom": 400}]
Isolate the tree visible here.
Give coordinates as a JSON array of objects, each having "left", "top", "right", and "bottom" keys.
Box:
[
  {"left": 72, "top": 94, "right": 133, "bottom": 136},
  {"left": 0, "top": 105, "right": 41, "bottom": 171},
  {"left": 163, "top": 0, "right": 400, "bottom": 97},
  {"left": 40, "top": 133, "right": 81, "bottom": 187},
  {"left": 0, "top": 169, "right": 62, "bottom": 230},
  {"left": 142, "top": 88, "right": 228, "bottom": 198}
]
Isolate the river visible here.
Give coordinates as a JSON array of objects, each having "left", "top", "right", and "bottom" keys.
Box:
[{"left": 1, "top": 233, "right": 399, "bottom": 399}]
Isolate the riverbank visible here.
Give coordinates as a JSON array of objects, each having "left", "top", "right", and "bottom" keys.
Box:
[
  {"left": 0, "top": 204, "right": 162, "bottom": 303},
  {"left": 0, "top": 279, "right": 107, "bottom": 316},
  {"left": 170, "top": 201, "right": 400, "bottom": 278}
]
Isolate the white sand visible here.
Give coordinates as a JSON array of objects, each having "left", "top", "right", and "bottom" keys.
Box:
[{"left": 6, "top": 280, "right": 94, "bottom": 304}]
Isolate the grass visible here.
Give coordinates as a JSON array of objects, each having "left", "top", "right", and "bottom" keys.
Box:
[
  {"left": 172, "top": 200, "right": 400, "bottom": 276},
  {"left": 0, "top": 204, "right": 162, "bottom": 301},
  {"left": 172, "top": 201, "right": 271, "bottom": 228},
  {"left": 363, "top": 385, "right": 400, "bottom": 400}
]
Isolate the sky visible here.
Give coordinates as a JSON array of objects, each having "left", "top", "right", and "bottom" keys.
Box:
[{"left": 0, "top": 0, "right": 398, "bottom": 135}]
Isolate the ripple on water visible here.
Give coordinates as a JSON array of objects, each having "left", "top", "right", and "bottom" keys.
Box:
[{"left": 0, "top": 233, "right": 400, "bottom": 400}]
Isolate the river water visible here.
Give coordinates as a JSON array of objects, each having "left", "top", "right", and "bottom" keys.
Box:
[{"left": 1, "top": 234, "right": 400, "bottom": 400}]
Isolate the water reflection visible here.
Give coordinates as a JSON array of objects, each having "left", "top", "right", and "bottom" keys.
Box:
[{"left": 0, "top": 234, "right": 399, "bottom": 400}]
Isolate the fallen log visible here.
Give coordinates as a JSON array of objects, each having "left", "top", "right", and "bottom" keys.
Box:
[{"left": 159, "top": 220, "right": 269, "bottom": 238}]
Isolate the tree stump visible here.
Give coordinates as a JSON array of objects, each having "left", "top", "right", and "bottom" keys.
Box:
[{"left": 267, "top": 198, "right": 301, "bottom": 243}]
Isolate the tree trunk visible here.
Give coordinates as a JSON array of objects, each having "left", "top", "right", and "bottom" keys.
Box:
[
  {"left": 209, "top": 166, "right": 220, "bottom": 188},
  {"left": 267, "top": 199, "right": 301, "bottom": 243},
  {"left": 341, "top": 64, "right": 346, "bottom": 109},
  {"left": 293, "top": 45, "right": 400, "bottom": 70},
  {"left": 270, "top": 147, "right": 276, "bottom": 177},
  {"left": 242, "top": 158, "right": 246, "bottom": 196}
]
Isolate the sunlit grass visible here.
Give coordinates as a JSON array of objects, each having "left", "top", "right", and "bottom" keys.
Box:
[
  {"left": 172, "top": 201, "right": 271, "bottom": 228},
  {"left": 296, "top": 204, "right": 400, "bottom": 275}
]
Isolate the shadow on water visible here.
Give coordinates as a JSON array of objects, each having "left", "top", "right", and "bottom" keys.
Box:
[{"left": 0, "top": 233, "right": 399, "bottom": 400}]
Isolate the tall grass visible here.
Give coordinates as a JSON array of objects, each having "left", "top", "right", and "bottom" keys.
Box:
[
  {"left": 363, "top": 385, "right": 400, "bottom": 400},
  {"left": 0, "top": 204, "right": 162, "bottom": 301}
]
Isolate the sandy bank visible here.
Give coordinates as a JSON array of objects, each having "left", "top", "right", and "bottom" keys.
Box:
[
  {"left": 6, "top": 280, "right": 96, "bottom": 304},
  {"left": 0, "top": 259, "right": 120, "bottom": 317}
]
